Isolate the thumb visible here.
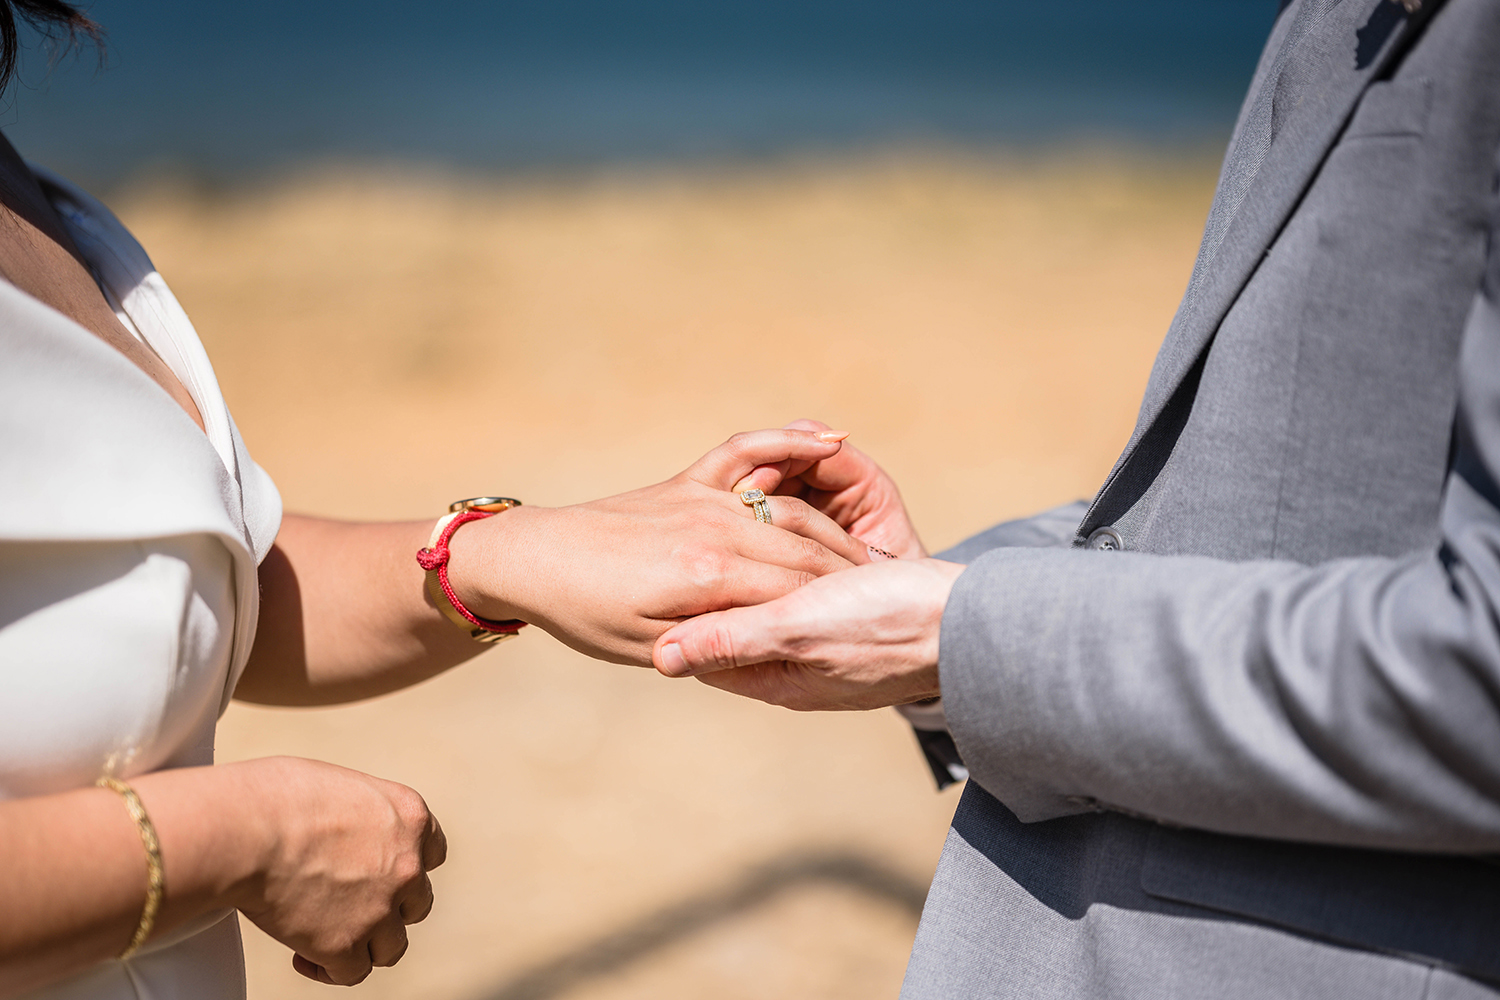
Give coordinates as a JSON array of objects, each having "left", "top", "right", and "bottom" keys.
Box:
[{"left": 654, "top": 603, "right": 790, "bottom": 677}]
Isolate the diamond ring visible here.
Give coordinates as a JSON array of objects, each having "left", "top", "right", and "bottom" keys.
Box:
[{"left": 739, "top": 488, "right": 772, "bottom": 524}]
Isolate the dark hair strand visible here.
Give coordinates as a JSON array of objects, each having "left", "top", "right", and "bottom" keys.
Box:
[{"left": 0, "top": 0, "right": 102, "bottom": 95}]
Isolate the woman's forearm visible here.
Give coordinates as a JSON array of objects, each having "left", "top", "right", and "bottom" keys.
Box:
[
  {"left": 237, "top": 429, "right": 873, "bottom": 706},
  {"left": 0, "top": 767, "right": 263, "bottom": 999},
  {"left": 1, "top": 757, "right": 446, "bottom": 995},
  {"left": 235, "top": 514, "right": 483, "bottom": 706}
]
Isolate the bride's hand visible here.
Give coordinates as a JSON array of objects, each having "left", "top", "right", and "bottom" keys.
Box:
[
  {"left": 734, "top": 419, "right": 925, "bottom": 560},
  {"left": 445, "top": 427, "right": 871, "bottom": 665}
]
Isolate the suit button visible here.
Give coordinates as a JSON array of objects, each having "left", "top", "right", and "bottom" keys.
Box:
[{"left": 1086, "top": 526, "right": 1123, "bottom": 551}]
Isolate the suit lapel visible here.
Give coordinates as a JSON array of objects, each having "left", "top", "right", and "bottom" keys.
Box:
[{"left": 1083, "top": 0, "right": 1428, "bottom": 533}]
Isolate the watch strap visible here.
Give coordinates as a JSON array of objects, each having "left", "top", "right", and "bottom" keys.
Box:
[{"left": 417, "top": 498, "right": 527, "bottom": 644}]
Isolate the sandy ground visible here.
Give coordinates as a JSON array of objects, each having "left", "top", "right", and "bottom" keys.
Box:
[{"left": 109, "top": 148, "right": 1218, "bottom": 1000}]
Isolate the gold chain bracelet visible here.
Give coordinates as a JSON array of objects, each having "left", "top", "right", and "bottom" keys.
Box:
[{"left": 96, "top": 776, "right": 165, "bottom": 960}]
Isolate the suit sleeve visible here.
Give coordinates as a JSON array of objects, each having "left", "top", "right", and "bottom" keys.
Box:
[
  {"left": 897, "top": 500, "right": 1091, "bottom": 789},
  {"left": 941, "top": 190, "right": 1500, "bottom": 854}
]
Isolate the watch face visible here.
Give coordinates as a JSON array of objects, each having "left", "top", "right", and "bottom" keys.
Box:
[{"left": 450, "top": 496, "right": 523, "bottom": 513}]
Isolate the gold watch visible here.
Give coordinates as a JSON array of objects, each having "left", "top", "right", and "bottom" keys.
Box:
[{"left": 420, "top": 497, "right": 527, "bottom": 644}]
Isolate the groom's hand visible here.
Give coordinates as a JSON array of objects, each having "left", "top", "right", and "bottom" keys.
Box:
[
  {"left": 651, "top": 558, "right": 964, "bottom": 710},
  {"left": 734, "top": 419, "right": 927, "bottom": 561}
]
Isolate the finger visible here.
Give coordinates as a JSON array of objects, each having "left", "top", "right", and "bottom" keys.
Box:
[
  {"left": 730, "top": 422, "right": 833, "bottom": 493},
  {"left": 694, "top": 662, "right": 812, "bottom": 708},
  {"left": 302, "top": 948, "right": 372, "bottom": 987},
  {"left": 730, "top": 421, "right": 857, "bottom": 496},
  {"left": 291, "top": 954, "right": 327, "bottom": 983},
  {"left": 688, "top": 428, "right": 848, "bottom": 490},
  {"left": 690, "top": 558, "right": 838, "bottom": 613},
  {"left": 369, "top": 920, "right": 411, "bottom": 968},
  {"left": 422, "top": 812, "right": 448, "bottom": 871},
  {"left": 655, "top": 602, "right": 794, "bottom": 677},
  {"left": 734, "top": 495, "right": 870, "bottom": 569},
  {"left": 402, "top": 873, "right": 435, "bottom": 925},
  {"left": 732, "top": 460, "right": 833, "bottom": 497},
  {"left": 731, "top": 461, "right": 792, "bottom": 496}
]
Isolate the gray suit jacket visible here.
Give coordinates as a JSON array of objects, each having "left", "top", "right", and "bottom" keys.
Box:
[{"left": 904, "top": 1, "right": 1500, "bottom": 996}]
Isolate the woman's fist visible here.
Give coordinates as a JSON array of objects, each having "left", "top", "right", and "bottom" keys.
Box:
[{"left": 226, "top": 757, "right": 445, "bottom": 986}]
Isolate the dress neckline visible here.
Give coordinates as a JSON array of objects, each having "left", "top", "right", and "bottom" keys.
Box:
[{"left": 31, "top": 166, "right": 240, "bottom": 480}]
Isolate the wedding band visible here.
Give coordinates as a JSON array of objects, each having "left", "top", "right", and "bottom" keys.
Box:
[{"left": 739, "top": 488, "right": 772, "bottom": 524}]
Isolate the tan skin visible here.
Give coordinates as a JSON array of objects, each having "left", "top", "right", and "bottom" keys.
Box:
[
  {"left": 0, "top": 126, "right": 871, "bottom": 996},
  {"left": 654, "top": 417, "right": 966, "bottom": 711},
  {"left": 0, "top": 135, "right": 205, "bottom": 433}
]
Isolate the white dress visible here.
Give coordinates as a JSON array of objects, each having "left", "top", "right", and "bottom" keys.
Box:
[{"left": 0, "top": 169, "right": 283, "bottom": 999}]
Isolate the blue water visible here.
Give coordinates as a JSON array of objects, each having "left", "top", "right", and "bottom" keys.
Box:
[{"left": 3, "top": 0, "right": 1279, "bottom": 186}]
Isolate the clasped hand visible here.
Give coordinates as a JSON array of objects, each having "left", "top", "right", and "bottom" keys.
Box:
[
  {"left": 445, "top": 420, "right": 962, "bottom": 711},
  {"left": 445, "top": 426, "right": 873, "bottom": 664},
  {"left": 651, "top": 420, "right": 964, "bottom": 711}
]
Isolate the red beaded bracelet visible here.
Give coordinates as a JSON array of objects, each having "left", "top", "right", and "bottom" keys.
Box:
[{"left": 416, "top": 498, "right": 528, "bottom": 644}]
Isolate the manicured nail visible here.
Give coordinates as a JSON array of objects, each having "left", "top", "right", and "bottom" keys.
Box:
[
  {"left": 659, "top": 642, "right": 689, "bottom": 677},
  {"left": 816, "top": 430, "right": 849, "bottom": 442}
]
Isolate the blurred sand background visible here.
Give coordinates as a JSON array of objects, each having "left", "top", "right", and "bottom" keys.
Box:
[{"left": 109, "top": 148, "right": 1218, "bottom": 1000}]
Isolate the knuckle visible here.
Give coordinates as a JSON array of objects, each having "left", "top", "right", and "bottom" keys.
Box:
[
  {"left": 393, "top": 852, "right": 424, "bottom": 887},
  {"left": 699, "top": 625, "right": 740, "bottom": 671},
  {"left": 325, "top": 926, "right": 363, "bottom": 957},
  {"left": 425, "top": 829, "right": 449, "bottom": 870},
  {"left": 320, "top": 945, "right": 371, "bottom": 985},
  {"left": 375, "top": 929, "right": 410, "bottom": 968},
  {"left": 724, "top": 431, "right": 754, "bottom": 457},
  {"left": 406, "top": 882, "right": 436, "bottom": 924},
  {"left": 777, "top": 498, "right": 811, "bottom": 528},
  {"left": 390, "top": 786, "right": 430, "bottom": 830},
  {"left": 796, "top": 533, "right": 830, "bottom": 566},
  {"left": 679, "top": 547, "right": 729, "bottom": 589}
]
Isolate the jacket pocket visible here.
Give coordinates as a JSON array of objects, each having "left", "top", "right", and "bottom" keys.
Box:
[
  {"left": 1343, "top": 77, "right": 1433, "bottom": 139},
  {"left": 1140, "top": 824, "right": 1500, "bottom": 985}
]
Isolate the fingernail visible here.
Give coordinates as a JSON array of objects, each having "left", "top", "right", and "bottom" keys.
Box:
[
  {"left": 816, "top": 430, "right": 849, "bottom": 442},
  {"left": 658, "top": 642, "right": 690, "bottom": 677}
]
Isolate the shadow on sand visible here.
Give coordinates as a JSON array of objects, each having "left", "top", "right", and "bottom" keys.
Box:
[{"left": 471, "top": 850, "right": 929, "bottom": 1000}]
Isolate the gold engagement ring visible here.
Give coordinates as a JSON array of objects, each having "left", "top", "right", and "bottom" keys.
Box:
[{"left": 739, "top": 488, "right": 772, "bottom": 524}]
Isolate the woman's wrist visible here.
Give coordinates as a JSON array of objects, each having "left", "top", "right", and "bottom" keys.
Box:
[
  {"left": 114, "top": 764, "right": 275, "bottom": 941},
  {"left": 441, "top": 503, "right": 547, "bottom": 626}
]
